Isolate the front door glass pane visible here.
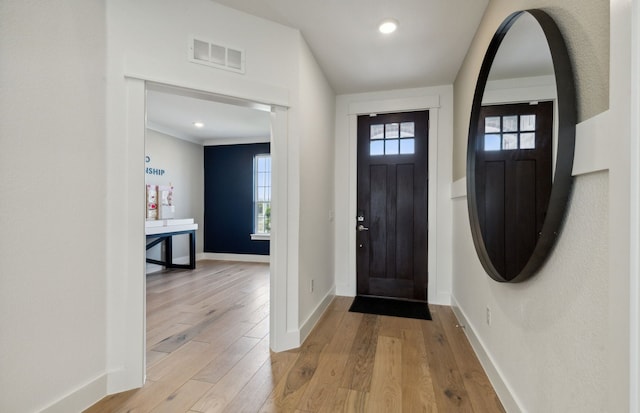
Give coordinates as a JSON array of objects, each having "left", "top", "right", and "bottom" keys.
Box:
[
  {"left": 385, "top": 139, "right": 399, "bottom": 155},
  {"left": 520, "top": 115, "right": 536, "bottom": 131},
  {"left": 370, "top": 124, "right": 384, "bottom": 140},
  {"left": 503, "top": 116, "right": 518, "bottom": 132},
  {"left": 400, "top": 138, "right": 415, "bottom": 154},
  {"left": 370, "top": 140, "right": 384, "bottom": 155},
  {"left": 485, "top": 117, "right": 501, "bottom": 133},
  {"left": 503, "top": 134, "right": 518, "bottom": 150},
  {"left": 385, "top": 123, "right": 399, "bottom": 139}
]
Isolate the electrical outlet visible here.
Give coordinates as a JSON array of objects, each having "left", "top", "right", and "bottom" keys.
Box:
[{"left": 486, "top": 306, "right": 491, "bottom": 326}]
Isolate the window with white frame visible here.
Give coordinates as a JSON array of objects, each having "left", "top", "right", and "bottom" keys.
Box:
[{"left": 252, "top": 154, "right": 271, "bottom": 238}]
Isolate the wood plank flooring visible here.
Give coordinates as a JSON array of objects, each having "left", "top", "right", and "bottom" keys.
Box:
[{"left": 85, "top": 260, "right": 504, "bottom": 413}]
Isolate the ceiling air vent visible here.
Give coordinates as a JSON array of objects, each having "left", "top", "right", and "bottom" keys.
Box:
[{"left": 189, "top": 36, "right": 245, "bottom": 74}]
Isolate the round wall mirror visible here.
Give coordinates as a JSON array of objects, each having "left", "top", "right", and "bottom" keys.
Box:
[{"left": 466, "top": 10, "right": 576, "bottom": 282}]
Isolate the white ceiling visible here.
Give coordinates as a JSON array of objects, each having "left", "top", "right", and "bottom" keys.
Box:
[
  {"left": 147, "top": 0, "right": 492, "bottom": 144},
  {"left": 213, "top": 0, "right": 490, "bottom": 94},
  {"left": 146, "top": 89, "right": 271, "bottom": 145}
]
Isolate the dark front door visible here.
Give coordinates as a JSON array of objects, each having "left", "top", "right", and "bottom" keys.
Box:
[
  {"left": 476, "top": 101, "right": 553, "bottom": 279},
  {"left": 356, "top": 111, "right": 429, "bottom": 301}
]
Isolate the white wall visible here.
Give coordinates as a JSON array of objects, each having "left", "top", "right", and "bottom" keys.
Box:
[
  {"left": 0, "top": 1, "right": 108, "bottom": 412},
  {"left": 145, "top": 129, "right": 204, "bottom": 271},
  {"left": 451, "top": 0, "right": 634, "bottom": 411},
  {"left": 297, "top": 37, "right": 336, "bottom": 335},
  {"left": 108, "top": 0, "right": 297, "bottom": 105},
  {"left": 333, "top": 85, "right": 453, "bottom": 305}
]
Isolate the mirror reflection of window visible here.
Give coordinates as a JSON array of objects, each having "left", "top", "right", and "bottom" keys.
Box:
[
  {"left": 483, "top": 113, "right": 539, "bottom": 151},
  {"left": 484, "top": 134, "right": 501, "bottom": 151}
]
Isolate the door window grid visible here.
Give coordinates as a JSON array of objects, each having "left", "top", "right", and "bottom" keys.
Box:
[
  {"left": 254, "top": 154, "right": 271, "bottom": 234},
  {"left": 484, "top": 114, "right": 536, "bottom": 151},
  {"left": 370, "top": 121, "right": 415, "bottom": 155}
]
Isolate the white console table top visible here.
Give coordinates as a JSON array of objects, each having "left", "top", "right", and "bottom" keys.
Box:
[{"left": 145, "top": 218, "right": 198, "bottom": 235}]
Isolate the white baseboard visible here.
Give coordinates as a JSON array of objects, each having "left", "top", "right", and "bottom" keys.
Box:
[
  {"left": 201, "top": 252, "right": 270, "bottom": 263},
  {"left": 450, "top": 295, "right": 522, "bottom": 413},
  {"left": 147, "top": 253, "right": 237, "bottom": 274},
  {"left": 270, "top": 328, "right": 301, "bottom": 352},
  {"left": 106, "top": 367, "right": 144, "bottom": 398},
  {"left": 145, "top": 263, "right": 163, "bottom": 273},
  {"left": 429, "top": 291, "right": 451, "bottom": 306},
  {"left": 299, "top": 287, "right": 336, "bottom": 344},
  {"left": 333, "top": 284, "right": 450, "bottom": 306},
  {"left": 145, "top": 254, "right": 196, "bottom": 274},
  {"left": 40, "top": 373, "right": 107, "bottom": 413},
  {"left": 335, "top": 282, "right": 354, "bottom": 297}
]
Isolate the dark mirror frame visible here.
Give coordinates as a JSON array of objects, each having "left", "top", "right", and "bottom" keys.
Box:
[{"left": 466, "top": 9, "right": 576, "bottom": 283}]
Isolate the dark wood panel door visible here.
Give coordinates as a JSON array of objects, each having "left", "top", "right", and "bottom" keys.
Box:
[
  {"left": 356, "top": 111, "right": 429, "bottom": 301},
  {"left": 476, "top": 101, "right": 553, "bottom": 279}
]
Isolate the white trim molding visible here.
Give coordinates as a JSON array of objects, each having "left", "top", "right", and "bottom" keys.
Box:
[
  {"left": 40, "top": 374, "right": 107, "bottom": 413},
  {"left": 573, "top": 110, "right": 612, "bottom": 176},
  {"left": 200, "top": 252, "right": 270, "bottom": 263},
  {"left": 268, "top": 106, "right": 300, "bottom": 352},
  {"left": 629, "top": 0, "right": 640, "bottom": 410},
  {"left": 450, "top": 177, "right": 467, "bottom": 199},
  {"left": 110, "top": 76, "right": 292, "bottom": 399},
  {"left": 250, "top": 233, "right": 271, "bottom": 241},
  {"left": 299, "top": 287, "right": 336, "bottom": 343},
  {"left": 203, "top": 136, "right": 271, "bottom": 146},
  {"left": 348, "top": 94, "right": 440, "bottom": 115}
]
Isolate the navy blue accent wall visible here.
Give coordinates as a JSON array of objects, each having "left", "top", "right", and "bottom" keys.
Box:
[{"left": 204, "top": 143, "right": 270, "bottom": 255}]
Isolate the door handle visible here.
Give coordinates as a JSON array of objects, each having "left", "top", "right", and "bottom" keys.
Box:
[{"left": 357, "top": 224, "right": 369, "bottom": 232}]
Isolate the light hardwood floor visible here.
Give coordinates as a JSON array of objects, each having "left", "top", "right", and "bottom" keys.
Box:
[{"left": 85, "top": 260, "right": 504, "bottom": 412}]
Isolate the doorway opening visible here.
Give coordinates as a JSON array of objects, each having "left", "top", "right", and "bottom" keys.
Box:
[{"left": 143, "top": 82, "right": 273, "bottom": 373}]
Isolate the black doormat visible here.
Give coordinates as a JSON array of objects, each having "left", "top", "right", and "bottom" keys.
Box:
[{"left": 349, "top": 296, "right": 432, "bottom": 320}]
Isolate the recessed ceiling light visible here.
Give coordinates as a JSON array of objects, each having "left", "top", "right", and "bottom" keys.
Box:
[
  {"left": 379, "top": 18, "right": 398, "bottom": 34},
  {"left": 193, "top": 122, "right": 204, "bottom": 128}
]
